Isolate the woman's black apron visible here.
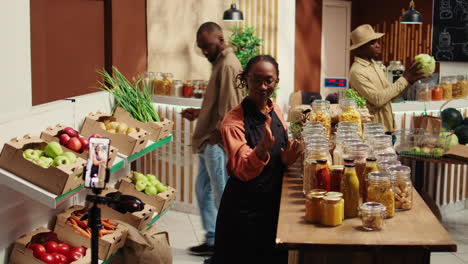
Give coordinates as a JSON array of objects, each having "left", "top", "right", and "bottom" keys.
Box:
[{"left": 212, "top": 99, "right": 288, "bottom": 264}]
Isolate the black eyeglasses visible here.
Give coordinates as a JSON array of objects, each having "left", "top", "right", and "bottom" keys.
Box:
[{"left": 249, "top": 77, "right": 279, "bottom": 88}]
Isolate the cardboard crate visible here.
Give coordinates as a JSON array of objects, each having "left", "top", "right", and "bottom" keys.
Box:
[
  {"left": 100, "top": 188, "right": 156, "bottom": 230},
  {"left": 80, "top": 112, "right": 150, "bottom": 156},
  {"left": 113, "top": 107, "right": 174, "bottom": 142},
  {"left": 41, "top": 124, "right": 119, "bottom": 166},
  {"left": 116, "top": 175, "right": 176, "bottom": 214},
  {"left": 0, "top": 135, "right": 86, "bottom": 195},
  {"left": 9, "top": 227, "right": 91, "bottom": 264},
  {"left": 54, "top": 206, "right": 128, "bottom": 260}
]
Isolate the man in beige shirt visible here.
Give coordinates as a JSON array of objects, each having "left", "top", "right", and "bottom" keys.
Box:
[
  {"left": 349, "top": 24, "right": 425, "bottom": 132},
  {"left": 181, "top": 22, "right": 243, "bottom": 258}
]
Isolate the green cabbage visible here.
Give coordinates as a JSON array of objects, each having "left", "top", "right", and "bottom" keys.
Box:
[{"left": 414, "top": 54, "right": 436, "bottom": 77}]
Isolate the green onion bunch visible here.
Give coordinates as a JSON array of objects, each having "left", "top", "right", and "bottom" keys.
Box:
[{"left": 99, "top": 67, "right": 160, "bottom": 122}]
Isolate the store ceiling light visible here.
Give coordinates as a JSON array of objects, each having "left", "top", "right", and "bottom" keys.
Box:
[
  {"left": 223, "top": 1, "right": 244, "bottom": 22},
  {"left": 401, "top": 0, "right": 423, "bottom": 24}
]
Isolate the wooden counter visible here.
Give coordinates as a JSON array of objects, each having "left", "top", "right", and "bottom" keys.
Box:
[{"left": 276, "top": 175, "right": 457, "bottom": 264}]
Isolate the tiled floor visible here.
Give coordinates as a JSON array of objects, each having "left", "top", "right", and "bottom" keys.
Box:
[{"left": 159, "top": 209, "right": 468, "bottom": 264}]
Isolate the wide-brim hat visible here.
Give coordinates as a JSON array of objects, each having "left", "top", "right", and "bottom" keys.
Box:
[{"left": 350, "top": 24, "right": 385, "bottom": 50}]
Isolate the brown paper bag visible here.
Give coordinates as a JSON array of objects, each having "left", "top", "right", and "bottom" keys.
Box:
[
  {"left": 411, "top": 115, "right": 441, "bottom": 135},
  {"left": 118, "top": 221, "right": 172, "bottom": 264}
]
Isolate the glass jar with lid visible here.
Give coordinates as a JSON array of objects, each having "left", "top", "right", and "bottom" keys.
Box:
[
  {"left": 441, "top": 76, "right": 455, "bottom": 100},
  {"left": 161, "top": 73, "right": 173, "bottom": 95},
  {"left": 360, "top": 202, "right": 386, "bottom": 230},
  {"left": 366, "top": 172, "right": 395, "bottom": 218},
  {"left": 320, "top": 196, "right": 344, "bottom": 226},
  {"left": 362, "top": 157, "right": 379, "bottom": 202},
  {"left": 463, "top": 75, "right": 468, "bottom": 99},
  {"left": 314, "top": 159, "right": 331, "bottom": 191},
  {"left": 144, "top": 72, "right": 156, "bottom": 92},
  {"left": 389, "top": 165, "right": 413, "bottom": 211},
  {"left": 375, "top": 61, "right": 387, "bottom": 74},
  {"left": 432, "top": 85, "right": 444, "bottom": 101},
  {"left": 339, "top": 99, "right": 362, "bottom": 135},
  {"left": 333, "top": 132, "right": 360, "bottom": 165},
  {"left": 377, "top": 160, "right": 401, "bottom": 173},
  {"left": 371, "top": 135, "right": 396, "bottom": 156},
  {"left": 416, "top": 83, "right": 432, "bottom": 102},
  {"left": 363, "top": 123, "right": 385, "bottom": 134},
  {"left": 305, "top": 143, "right": 331, "bottom": 165},
  {"left": 311, "top": 100, "right": 332, "bottom": 138},
  {"left": 154, "top": 72, "right": 164, "bottom": 95},
  {"left": 305, "top": 191, "right": 325, "bottom": 223},
  {"left": 453, "top": 75, "right": 465, "bottom": 99},
  {"left": 341, "top": 164, "right": 360, "bottom": 218},
  {"left": 337, "top": 121, "right": 359, "bottom": 129},
  {"left": 172, "top": 80, "right": 183, "bottom": 97},
  {"left": 363, "top": 130, "right": 385, "bottom": 144},
  {"left": 376, "top": 152, "right": 398, "bottom": 162},
  {"left": 387, "top": 61, "right": 405, "bottom": 84},
  {"left": 344, "top": 143, "right": 370, "bottom": 197},
  {"left": 193, "top": 80, "right": 204, "bottom": 98},
  {"left": 182, "top": 80, "right": 194, "bottom": 98},
  {"left": 303, "top": 159, "right": 317, "bottom": 194},
  {"left": 330, "top": 166, "right": 344, "bottom": 192}
]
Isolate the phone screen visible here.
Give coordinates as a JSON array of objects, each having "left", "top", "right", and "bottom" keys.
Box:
[{"left": 84, "top": 137, "right": 111, "bottom": 189}]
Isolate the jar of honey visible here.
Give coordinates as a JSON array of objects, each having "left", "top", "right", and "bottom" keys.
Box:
[
  {"left": 320, "top": 196, "right": 344, "bottom": 226},
  {"left": 305, "top": 192, "right": 325, "bottom": 223}
]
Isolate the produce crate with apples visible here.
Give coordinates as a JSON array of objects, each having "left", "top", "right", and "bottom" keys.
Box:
[
  {"left": 9, "top": 227, "right": 90, "bottom": 264},
  {"left": 113, "top": 107, "right": 174, "bottom": 142},
  {"left": 41, "top": 124, "right": 119, "bottom": 166},
  {"left": 0, "top": 135, "right": 86, "bottom": 195},
  {"left": 100, "top": 188, "right": 156, "bottom": 230},
  {"left": 117, "top": 172, "right": 176, "bottom": 214},
  {"left": 54, "top": 206, "right": 128, "bottom": 260},
  {"left": 80, "top": 112, "right": 150, "bottom": 156}
]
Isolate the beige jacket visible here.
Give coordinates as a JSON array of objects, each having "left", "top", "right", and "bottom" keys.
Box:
[
  {"left": 349, "top": 57, "right": 409, "bottom": 131},
  {"left": 192, "top": 47, "right": 244, "bottom": 153}
]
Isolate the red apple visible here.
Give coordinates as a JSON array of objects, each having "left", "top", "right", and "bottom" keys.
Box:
[
  {"left": 66, "top": 137, "right": 82, "bottom": 152},
  {"left": 56, "top": 243, "right": 70, "bottom": 256},
  {"left": 70, "top": 246, "right": 86, "bottom": 256},
  {"left": 90, "top": 133, "right": 101, "bottom": 138},
  {"left": 59, "top": 134, "right": 71, "bottom": 146},
  {"left": 29, "top": 243, "right": 46, "bottom": 258},
  {"left": 83, "top": 143, "right": 89, "bottom": 152},
  {"left": 78, "top": 137, "right": 89, "bottom": 150},
  {"left": 43, "top": 241, "right": 58, "bottom": 253},
  {"left": 62, "top": 127, "right": 79, "bottom": 138},
  {"left": 39, "top": 253, "right": 55, "bottom": 264}
]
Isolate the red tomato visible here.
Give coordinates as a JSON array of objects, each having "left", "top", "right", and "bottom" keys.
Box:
[
  {"left": 52, "top": 253, "right": 67, "bottom": 264},
  {"left": 68, "top": 251, "right": 83, "bottom": 262},
  {"left": 70, "top": 246, "right": 86, "bottom": 255},
  {"left": 56, "top": 243, "right": 70, "bottom": 256},
  {"left": 43, "top": 241, "right": 59, "bottom": 253},
  {"left": 28, "top": 243, "right": 46, "bottom": 259},
  {"left": 39, "top": 253, "right": 55, "bottom": 264}
]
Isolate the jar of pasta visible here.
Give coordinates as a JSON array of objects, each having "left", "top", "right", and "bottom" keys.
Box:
[
  {"left": 366, "top": 172, "right": 395, "bottom": 218},
  {"left": 162, "top": 73, "right": 173, "bottom": 95},
  {"left": 320, "top": 196, "right": 344, "bottom": 226},
  {"left": 305, "top": 191, "right": 325, "bottom": 223},
  {"left": 339, "top": 99, "right": 362, "bottom": 134},
  {"left": 463, "top": 75, "right": 468, "bottom": 99},
  {"left": 441, "top": 76, "right": 454, "bottom": 100},
  {"left": 453, "top": 75, "right": 465, "bottom": 99},
  {"left": 344, "top": 143, "right": 370, "bottom": 197},
  {"left": 360, "top": 202, "right": 386, "bottom": 231},
  {"left": 389, "top": 165, "right": 413, "bottom": 211},
  {"left": 311, "top": 100, "right": 332, "bottom": 138},
  {"left": 153, "top": 72, "right": 164, "bottom": 95}
]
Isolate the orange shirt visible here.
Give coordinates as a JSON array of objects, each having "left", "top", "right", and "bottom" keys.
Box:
[{"left": 220, "top": 101, "right": 288, "bottom": 182}]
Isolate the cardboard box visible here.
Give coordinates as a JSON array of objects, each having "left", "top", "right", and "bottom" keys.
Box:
[
  {"left": 0, "top": 135, "right": 86, "bottom": 195},
  {"left": 54, "top": 206, "right": 128, "bottom": 260},
  {"left": 113, "top": 107, "right": 174, "bottom": 142},
  {"left": 117, "top": 175, "right": 176, "bottom": 214},
  {"left": 100, "top": 188, "right": 156, "bottom": 230},
  {"left": 40, "top": 124, "right": 119, "bottom": 166},
  {"left": 80, "top": 112, "right": 150, "bottom": 156},
  {"left": 9, "top": 227, "right": 91, "bottom": 264}
]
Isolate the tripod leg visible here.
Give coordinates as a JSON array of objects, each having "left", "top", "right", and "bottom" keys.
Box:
[{"left": 88, "top": 203, "right": 102, "bottom": 264}]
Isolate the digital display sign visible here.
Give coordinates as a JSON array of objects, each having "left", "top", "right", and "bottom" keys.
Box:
[{"left": 324, "top": 78, "right": 347, "bottom": 88}]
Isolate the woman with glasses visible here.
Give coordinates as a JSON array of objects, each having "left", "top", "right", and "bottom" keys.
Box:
[{"left": 211, "top": 55, "right": 303, "bottom": 264}]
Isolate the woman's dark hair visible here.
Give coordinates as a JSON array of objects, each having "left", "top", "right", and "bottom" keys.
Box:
[{"left": 236, "top": 55, "right": 279, "bottom": 89}]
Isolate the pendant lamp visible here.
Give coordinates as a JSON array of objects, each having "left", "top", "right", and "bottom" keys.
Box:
[
  {"left": 401, "top": 0, "right": 423, "bottom": 24},
  {"left": 223, "top": 1, "right": 244, "bottom": 21}
]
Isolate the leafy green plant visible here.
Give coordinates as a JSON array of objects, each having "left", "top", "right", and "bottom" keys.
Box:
[
  {"left": 229, "top": 26, "right": 262, "bottom": 68},
  {"left": 345, "top": 89, "right": 367, "bottom": 109}
]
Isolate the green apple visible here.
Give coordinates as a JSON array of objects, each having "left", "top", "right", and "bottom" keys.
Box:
[
  {"left": 44, "top": 141, "right": 63, "bottom": 158},
  {"left": 40, "top": 156, "right": 54, "bottom": 167},
  {"left": 155, "top": 183, "right": 168, "bottom": 193},
  {"left": 431, "top": 148, "right": 444, "bottom": 156},
  {"left": 410, "top": 146, "right": 421, "bottom": 153},
  {"left": 135, "top": 180, "right": 148, "bottom": 192},
  {"left": 23, "top": 149, "right": 39, "bottom": 160},
  {"left": 36, "top": 159, "right": 51, "bottom": 169},
  {"left": 34, "top": 150, "right": 44, "bottom": 157},
  {"left": 144, "top": 185, "right": 158, "bottom": 195},
  {"left": 133, "top": 172, "right": 146, "bottom": 183},
  {"left": 148, "top": 177, "right": 160, "bottom": 186},
  {"left": 62, "top": 152, "right": 77, "bottom": 164},
  {"left": 53, "top": 156, "right": 71, "bottom": 166},
  {"left": 146, "top": 174, "right": 157, "bottom": 182}
]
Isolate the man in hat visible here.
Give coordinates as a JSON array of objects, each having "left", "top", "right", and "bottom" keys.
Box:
[{"left": 349, "top": 24, "right": 425, "bottom": 132}]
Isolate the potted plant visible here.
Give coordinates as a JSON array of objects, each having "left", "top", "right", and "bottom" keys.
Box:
[{"left": 229, "top": 26, "right": 262, "bottom": 69}]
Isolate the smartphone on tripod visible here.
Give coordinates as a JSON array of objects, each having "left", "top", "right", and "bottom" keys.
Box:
[{"left": 84, "top": 137, "right": 111, "bottom": 190}]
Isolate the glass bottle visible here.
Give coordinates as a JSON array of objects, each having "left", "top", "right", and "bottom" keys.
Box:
[
  {"left": 314, "top": 159, "right": 331, "bottom": 191},
  {"left": 341, "top": 163, "right": 360, "bottom": 218},
  {"left": 344, "top": 143, "right": 370, "bottom": 197},
  {"left": 339, "top": 99, "right": 362, "bottom": 135},
  {"left": 362, "top": 157, "right": 379, "bottom": 202},
  {"left": 330, "top": 165, "right": 344, "bottom": 192},
  {"left": 320, "top": 196, "right": 344, "bottom": 226},
  {"left": 389, "top": 165, "right": 413, "bottom": 211},
  {"left": 311, "top": 100, "right": 332, "bottom": 138},
  {"left": 360, "top": 202, "right": 386, "bottom": 231},
  {"left": 305, "top": 192, "right": 325, "bottom": 223},
  {"left": 366, "top": 172, "right": 395, "bottom": 218}
]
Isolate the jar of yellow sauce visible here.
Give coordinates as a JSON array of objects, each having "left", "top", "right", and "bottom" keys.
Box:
[
  {"left": 320, "top": 196, "right": 344, "bottom": 226},
  {"left": 341, "top": 163, "right": 360, "bottom": 218},
  {"left": 305, "top": 192, "right": 325, "bottom": 223},
  {"left": 326, "top": 192, "right": 344, "bottom": 220}
]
